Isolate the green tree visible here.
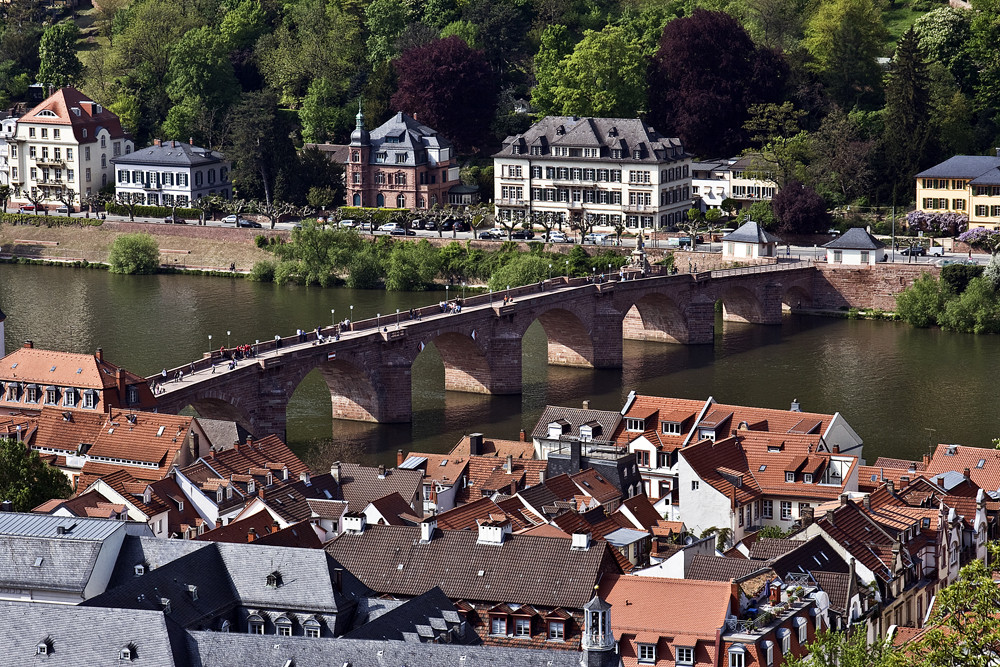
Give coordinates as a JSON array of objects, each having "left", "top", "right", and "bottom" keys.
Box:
[
  {"left": 227, "top": 91, "right": 297, "bottom": 205},
  {"left": 108, "top": 233, "right": 160, "bottom": 274},
  {"left": 743, "top": 102, "right": 810, "bottom": 188},
  {"left": 913, "top": 7, "right": 975, "bottom": 94},
  {"left": 365, "top": 0, "right": 412, "bottom": 66},
  {"left": 37, "top": 21, "right": 83, "bottom": 88},
  {"left": 809, "top": 107, "right": 875, "bottom": 205},
  {"left": 968, "top": 0, "right": 1000, "bottom": 121},
  {"left": 882, "top": 28, "right": 934, "bottom": 204},
  {"left": 0, "top": 438, "right": 72, "bottom": 512},
  {"left": 895, "top": 273, "right": 945, "bottom": 327},
  {"left": 385, "top": 239, "right": 440, "bottom": 291},
  {"left": 803, "top": 0, "right": 888, "bottom": 108},
  {"left": 0, "top": 185, "right": 10, "bottom": 213},
  {"left": 783, "top": 629, "right": 901, "bottom": 667},
  {"left": 939, "top": 277, "right": 1000, "bottom": 334},
  {"left": 440, "top": 20, "right": 478, "bottom": 47},
  {"left": 300, "top": 78, "right": 341, "bottom": 144},
  {"left": 219, "top": 0, "right": 268, "bottom": 51},
  {"left": 747, "top": 201, "right": 777, "bottom": 229},
  {"left": 488, "top": 253, "right": 553, "bottom": 290},
  {"left": 549, "top": 25, "right": 647, "bottom": 118},
  {"left": 531, "top": 24, "right": 575, "bottom": 116},
  {"left": 166, "top": 27, "right": 239, "bottom": 111}
]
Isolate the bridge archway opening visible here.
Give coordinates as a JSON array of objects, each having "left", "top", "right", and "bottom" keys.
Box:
[
  {"left": 313, "top": 358, "right": 381, "bottom": 422},
  {"left": 181, "top": 397, "right": 254, "bottom": 432},
  {"left": 623, "top": 294, "right": 688, "bottom": 344},
  {"left": 420, "top": 331, "right": 494, "bottom": 394},
  {"left": 532, "top": 308, "right": 595, "bottom": 367},
  {"left": 717, "top": 286, "right": 765, "bottom": 324},
  {"left": 782, "top": 285, "right": 812, "bottom": 311}
]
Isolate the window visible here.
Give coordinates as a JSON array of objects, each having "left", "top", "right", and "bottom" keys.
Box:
[
  {"left": 796, "top": 617, "right": 808, "bottom": 643},
  {"left": 661, "top": 421, "right": 681, "bottom": 435},
  {"left": 305, "top": 620, "right": 321, "bottom": 638},
  {"left": 45, "top": 387, "right": 57, "bottom": 404},
  {"left": 41, "top": 128, "right": 48, "bottom": 138},
  {"left": 975, "top": 205, "right": 988, "bottom": 217},
  {"left": 66, "top": 148, "right": 73, "bottom": 160},
  {"left": 491, "top": 616, "right": 507, "bottom": 636},
  {"left": 515, "top": 618, "right": 531, "bottom": 637},
  {"left": 780, "top": 501, "right": 792, "bottom": 520},
  {"left": 780, "top": 630, "right": 791, "bottom": 654},
  {"left": 26, "top": 386, "right": 39, "bottom": 403},
  {"left": 276, "top": 618, "right": 292, "bottom": 636},
  {"left": 676, "top": 646, "right": 694, "bottom": 665},
  {"left": 86, "top": 168, "right": 91, "bottom": 182},
  {"left": 691, "top": 480, "right": 700, "bottom": 491},
  {"left": 63, "top": 389, "right": 76, "bottom": 407},
  {"left": 832, "top": 250, "right": 843, "bottom": 263},
  {"left": 728, "top": 647, "right": 746, "bottom": 667},
  {"left": 785, "top": 472, "right": 795, "bottom": 482},
  {"left": 547, "top": 620, "right": 565, "bottom": 640},
  {"left": 636, "top": 450, "right": 650, "bottom": 467},
  {"left": 763, "top": 641, "right": 774, "bottom": 667},
  {"left": 763, "top": 501, "right": 773, "bottom": 521},
  {"left": 625, "top": 418, "right": 645, "bottom": 432},
  {"left": 29, "top": 127, "right": 35, "bottom": 137},
  {"left": 638, "top": 643, "right": 656, "bottom": 663},
  {"left": 248, "top": 615, "right": 265, "bottom": 634},
  {"left": 83, "top": 391, "right": 96, "bottom": 409}
]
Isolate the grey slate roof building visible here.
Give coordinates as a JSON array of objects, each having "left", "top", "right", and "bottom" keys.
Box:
[
  {"left": 916, "top": 155, "right": 1000, "bottom": 180},
  {"left": 822, "top": 227, "right": 885, "bottom": 250},
  {"left": 362, "top": 112, "right": 453, "bottom": 166},
  {"left": 0, "top": 600, "right": 181, "bottom": 666},
  {"left": 721, "top": 220, "right": 783, "bottom": 245},
  {"left": 531, "top": 405, "right": 623, "bottom": 445},
  {"left": 496, "top": 116, "right": 686, "bottom": 163},
  {"left": 111, "top": 139, "right": 232, "bottom": 205},
  {"left": 343, "top": 586, "right": 478, "bottom": 643}
]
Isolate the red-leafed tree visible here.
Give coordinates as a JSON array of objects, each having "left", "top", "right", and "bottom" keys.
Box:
[
  {"left": 648, "top": 9, "right": 787, "bottom": 157},
  {"left": 770, "top": 180, "right": 830, "bottom": 234},
  {"left": 391, "top": 36, "right": 498, "bottom": 153}
]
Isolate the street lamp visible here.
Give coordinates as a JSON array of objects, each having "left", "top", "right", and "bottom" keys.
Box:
[
  {"left": 227, "top": 330, "right": 231, "bottom": 349},
  {"left": 331, "top": 309, "right": 335, "bottom": 326},
  {"left": 445, "top": 285, "right": 449, "bottom": 304},
  {"left": 208, "top": 335, "right": 212, "bottom": 355},
  {"left": 462, "top": 282, "right": 466, "bottom": 300},
  {"left": 255, "top": 339, "right": 259, "bottom": 357},
  {"left": 548, "top": 263, "right": 552, "bottom": 280},
  {"left": 565, "top": 259, "right": 569, "bottom": 277},
  {"left": 349, "top": 305, "right": 353, "bottom": 324},
  {"left": 396, "top": 308, "right": 400, "bottom": 329}
]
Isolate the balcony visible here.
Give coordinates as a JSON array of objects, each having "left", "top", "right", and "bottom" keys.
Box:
[
  {"left": 496, "top": 198, "right": 527, "bottom": 207},
  {"left": 623, "top": 203, "right": 655, "bottom": 213},
  {"left": 34, "top": 157, "right": 65, "bottom": 167}
]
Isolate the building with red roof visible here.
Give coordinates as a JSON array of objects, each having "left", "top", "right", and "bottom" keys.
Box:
[{"left": 6, "top": 87, "right": 133, "bottom": 209}]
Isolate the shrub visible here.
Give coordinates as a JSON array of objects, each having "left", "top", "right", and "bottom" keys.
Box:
[
  {"left": 104, "top": 204, "right": 201, "bottom": 219},
  {"left": 248, "top": 260, "right": 276, "bottom": 282},
  {"left": 896, "top": 274, "right": 945, "bottom": 327},
  {"left": 254, "top": 235, "right": 268, "bottom": 248},
  {"left": 0, "top": 212, "right": 102, "bottom": 227},
  {"left": 108, "top": 233, "right": 160, "bottom": 274},
  {"left": 487, "top": 253, "right": 552, "bottom": 290},
  {"left": 939, "top": 277, "right": 1000, "bottom": 334},
  {"left": 273, "top": 260, "right": 301, "bottom": 285},
  {"left": 940, "top": 263, "right": 984, "bottom": 295}
]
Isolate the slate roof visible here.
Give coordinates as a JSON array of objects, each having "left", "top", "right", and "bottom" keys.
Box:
[
  {"left": 187, "top": 631, "right": 591, "bottom": 667},
  {"left": 810, "top": 570, "right": 855, "bottom": 614},
  {"left": 106, "top": 535, "right": 209, "bottom": 590},
  {"left": 325, "top": 524, "right": 618, "bottom": 609},
  {"left": 686, "top": 555, "right": 772, "bottom": 582},
  {"left": 767, "top": 536, "right": 849, "bottom": 577},
  {"left": 0, "top": 534, "right": 107, "bottom": 595},
  {"left": 343, "top": 586, "right": 475, "bottom": 643},
  {"left": 530, "top": 405, "right": 623, "bottom": 442},
  {"left": 113, "top": 140, "right": 225, "bottom": 167},
  {"left": 359, "top": 112, "right": 453, "bottom": 166},
  {"left": 0, "top": 511, "right": 126, "bottom": 540},
  {"left": 497, "top": 116, "right": 687, "bottom": 164},
  {"left": 86, "top": 541, "right": 367, "bottom": 629},
  {"left": 303, "top": 142, "right": 351, "bottom": 164},
  {"left": 916, "top": 155, "right": 1000, "bottom": 179},
  {"left": 337, "top": 462, "right": 423, "bottom": 512},
  {"left": 195, "top": 418, "right": 251, "bottom": 451},
  {"left": 0, "top": 600, "right": 178, "bottom": 666},
  {"left": 823, "top": 227, "right": 885, "bottom": 250},
  {"left": 20, "top": 87, "right": 129, "bottom": 144},
  {"left": 721, "top": 220, "right": 783, "bottom": 245}
]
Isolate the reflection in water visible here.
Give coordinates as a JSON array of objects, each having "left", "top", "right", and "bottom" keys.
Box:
[{"left": 3, "top": 263, "right": 1000, "bottom": 468}]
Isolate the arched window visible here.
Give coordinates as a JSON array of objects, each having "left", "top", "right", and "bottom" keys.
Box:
[
  {"left": 304, "top": 619, "right": 321, "bottom": 638},
  {"left": 101, "top": 154, "right": 106, "bottom": 168},
  {"left": 418, "top": 196, "right": 425, "bottom": 208},
  {"left": 397, "top": 194, "right": 406, "bottom": 208},
  {"left": 376, "top": 193, "right": 385, "bottom": 207},
  {"left": 248, "top": 614, "right": 265, "bottom": 634},
  {"left": 353, "top": 193, "right": 361, "bottom": 206},
  {"left": 275, "top": 616, "right": 293, "bottom": 636}
]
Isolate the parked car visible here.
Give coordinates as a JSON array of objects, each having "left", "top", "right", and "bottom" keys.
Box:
[
  {"left": 479, "top": 228, "right": 505, "bottom": 239},
  {"left": 390, "top": 227, "right": 416, "bottom": 236},
  {"left": 377, "top": 222, "right": 400, "bottom": 233},
  {"left": 901, "top": 245, "right": 926, "bottom": 256},
  {"left": 338, "top": 219, "right": 356, "bottom": 228},
  {"left": 164, "top": 215, "right": 186, "bottom": 224},
  {"left": 583, "top": 233, "right": 609, "bottom": 244},
  {"left": 512, "top": 229, "right": 535, "bottom": 240},
  {"left": 18, "top": 204, "right": 36, "bottom": 212},
  {"left": 222, "top": 214, "right": 240, "bottom": 224},
  {"left": 453, "top": 221, "right": 468, "bottom": 232},
  {"left": 928, "top": 245, "right": 944, "bottom": 256},
  {"left": 547, "top": 232, "right": 571, "bottom": 243},
  {"left": 237, "top": 219, "right": 262, "bottom": 228},
  {"left": 55, "top": 206, "right": 70, "bottom": 215}
]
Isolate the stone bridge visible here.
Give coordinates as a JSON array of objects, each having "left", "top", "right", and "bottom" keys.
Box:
[{"left": 151, "top": 262, "right": 817, "bottom": 438}]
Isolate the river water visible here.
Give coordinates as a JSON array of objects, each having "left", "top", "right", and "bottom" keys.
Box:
[{"left": 2, "top": 263, "right": 998, "bottom": 469}]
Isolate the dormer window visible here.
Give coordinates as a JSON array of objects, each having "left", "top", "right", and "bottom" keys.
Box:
[
  {"left": 127, "top": 385, "right": 138, "bottom": 404},
  {"left": 119, "top": 644, "right": 136, "bottom": 661},
  {"left": 304, "top": 619, "right": 321, "bottom": 638},
  {"left": 36, "top": 639, "right": 53, "bottom": 655},
  {"left": 248, "top": 614, "right": 265, "bottom": 634},
  {"left": 803, "top": 473, "right": 813, "bottom": 484},
  {"left": 266, "top": 570, "right": 283, "bottom": 588},
  {"left": 638, "top": 643, "right": 656, "bottom": 663},
  {"left": 661, "top": 421, "right": 681, "bottom": 435},
  {"left": 216, "top": 489, "right": 223, "bottom": 502},
  {"left": 785, "top": 472, "right": 795, "bottom": 482},
  {"left": 248, "top": 480, "right": 255, "bottom": 493},
  {"left": 625, "top": 418, "right": 645, "bottom": 432},
  {"left": 275, "top": 616, "right": 293, "bottom": 636},
  {"left": 134, "top": 564, "right": 145, "bottom": 577},
  {"left": 676, "top": 646, "right": 694, "bottom": 665},
  {"left": 728, "top": 644, "right": 747, "bottom": 667}
]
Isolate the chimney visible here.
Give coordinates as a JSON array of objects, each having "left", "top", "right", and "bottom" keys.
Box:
[
  {"left": 570, "top": 440, "right": 582, "bottom": 473},
  {"left": 189, "top": 137, "right": 194, "bottom": 145},
  {"left": 519, "top": 428, "right": 527, "bottom": 442},
  {"left": 963, "top": 468, "right": 971, "bottom": 482},
  {"left": 476, "top": 518, "right": 511, "bottom": 545},
  {"left": 116, "top": 368, "right": 126, "bottom": 400},
  {"left": 539, "top": 469, "right": 546, "bottom": 484},
  {"left": 233, "top": 440, "right": 241, "bottom": 453},
  {"left": 832, "top": 445, "right": 840, "bottom": 454},
  {"left": 343, "top": 512, "right": 366, "bottom": 533},
  {"left": 397, "top": 449, "right": 405, "bottom": 466},
  {"left": 996, "top": 147, "right": 1000, "bottom": 158},
  {"left": 331, "top": 461, "right": 341, "bottom": 483},
  {"left": 247, "top": 527, "right": 257, "bottom": 542},
  {"left": 571, "top": 532, "right": 591, "bottom": 550},
  {"left": 582, "top": 400, "right": 590, "bottom": 410},
  {"left": 23, "top": 340, "right": 33, "bottom": 349},
  {"left": 153, "top": 138, "right": 161, "bottom": 147},
  {"left": 271, "top": 520, "right": 279, "bottom": 535},
  {"left": 504, "top": 455, "right": 513, "bottom": 474},
  {"left": 215, "top": 518, "right": 222, "bottom": 529},
  {"left": 800, "top": 506, "right": 814, "bottom": 526},
  {"left": 299, "top": 471, "right": 311, "bottom": 485},
  {"left": 886, "top": 480, "right": 895, "bottom": 494},
  {"left": 246, "top": 435, "right": 254, "bottom": 448},
  {"left": 333, "top": 567, "right": 344, "bottom": 592},
  {"left": 258, "top": 485, "right": 265, "bottom": 500},
  {"left": 95, "top": 347, "right": 103, "bottom": 361},
  {"left": 419, "top": 518, "right": 437, "bottom": 543},
  {"left": 377, "top": 464, "right": 386, "bottom": 479},
  {"left": 826, "top": 509, "right": 835, "bottom": 526},
  {"left": 862, "top": 494, "right": 871, "bottom": 511},
  {"left": 790, "top": 398, "right": 801, "bottom": 412},
  {"left": 469, "top": 433, "right": 483, "bottom": 456},
  {"left": 922, "top": 453, "right": 930, "bottom": 467},
  {"left": 840, "top": 493, "right": 849, "bottom": 506}
]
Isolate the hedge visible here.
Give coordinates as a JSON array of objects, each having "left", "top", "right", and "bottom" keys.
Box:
[
  {"left": 104, "top": 204, "right": 202, "bottom": 219},
  {"left": 337, "top": 207, "right": 408, "bottom": 224},
  {"left": 0, "top": 212, "right": 103, "bottom": 227}
]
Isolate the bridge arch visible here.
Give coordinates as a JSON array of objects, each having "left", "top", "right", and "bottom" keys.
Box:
[
  {"left": 526, "top": 307, "right": 596, "bottom": 367},
  {"left": 622, "top": 293, "right": 689, "bottom": 344},
  {"left": 717, "top": 285, "right": 766, "bottom": 324},
  {"left": 312, "top": 357, "right": 382, "bottom": 421},
  {"left": 422, "top": 331, "right": 496, "bottom": 394},
  {"left": 782, "top": 284, "right": 812, "bottom": 311},
  {"left": 180, "top": 394, "right": 255, "bottom": 432}
]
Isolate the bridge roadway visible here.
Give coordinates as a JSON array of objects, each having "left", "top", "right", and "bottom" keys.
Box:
[{"left": 151, "top": 261, "right": 816, "bottom": 438}]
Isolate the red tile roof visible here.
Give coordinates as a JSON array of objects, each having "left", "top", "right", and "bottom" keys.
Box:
[
  {"left": 599, "top": 573, "right": 733, "bottom": 640},
  {"left": 21, "top": 87, "right": 128, "bottom": 144},
  {"left": 367, "top": 492, "right": 416, "bottom": 526},
  {"left": 925, "top": 444, "right": 1000, "bottom": 491},
  {"left": 570, "top": 468, "right": 620, "bottom": 504},
  {"left": 401, "top": 451, "right": 469, "bottom": 486},
  {"left": 449, "top": 435, "right": 535, "bottom": 459},
  {"left": 435, "top": 497, "right": 528, "bottom": 531}
]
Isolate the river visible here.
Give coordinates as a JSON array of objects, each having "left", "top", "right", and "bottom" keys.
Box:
[{"left": 2, "top": 262, "right": 998, "bottom": 469}]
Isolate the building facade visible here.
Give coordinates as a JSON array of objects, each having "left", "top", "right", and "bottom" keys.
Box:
[
  {"left": 493, "top": 116, "right": 692, "bottom": 232},
  {"left": 6, "top": 87, "right": 133, "bottom": 209},
  {"left": 346, "top": 110, "right": 464, "bottom": 211},
  {"left": 915, "top": 153, "right": 1000, "bottom": 230},
  {"left": 112, "top": 139, "right": 231, "bottom": 207},
  {"left": 691, "top": 155, "right": 779, "bottom": 213}
]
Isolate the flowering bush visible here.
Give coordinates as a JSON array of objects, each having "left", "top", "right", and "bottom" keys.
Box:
[
  {"left": 957, "top": 227, "right": 1000, "bottom": 254},
  {"left": 906, "top": 210, "right": 968, "bottom": 236}
]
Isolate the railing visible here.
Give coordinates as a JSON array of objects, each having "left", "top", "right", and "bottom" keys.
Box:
[
  {"left": 709, "top": 260, "right": 813, "bottom": 278},
  {"left": 622, "top": 204, "right": 655, "bottom": 213},
  {"left": 496, "top": 199, "right": 527, "bottom": 207},
  {"left": 34, "top": 157, "right": 65, "bottom": 167}
]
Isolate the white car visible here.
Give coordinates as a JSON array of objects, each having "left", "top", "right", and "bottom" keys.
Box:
[
  {"left": 377, "top": 222, "right": 400, "bottom": 232},
  {"left": 222, "top": 214, "right": 239, "bottom": 224},
  {"left": 548, "top": 232, "right": 570, "bottom": 243},
  {"left": 583, "top": 233, "right": 609, "bottom": 244},
  {"left": 338, "top": 219, "right": 356, "bottom": 228}
]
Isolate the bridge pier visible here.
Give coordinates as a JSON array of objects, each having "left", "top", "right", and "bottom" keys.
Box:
[
  {"left": 686, "top": 300, "right": 716, "bottom": 344},
  {"left": 591, "top": 309, "right": 624, "bottom": 368},
  {"left": 483, "top": 334, "right": 522, "bottom": 394},
  {"left": 758, "top": 283, "right": 785, "bottom": 325}
]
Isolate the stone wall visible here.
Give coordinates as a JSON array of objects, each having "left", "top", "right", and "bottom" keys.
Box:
[
  {"left": 671, "top": 250, "right": 777, "bottom": 272},
  {"left": 104, "top": 221, "right": 275, "bottom": 243},
  {"left": 811, "top": 263, "right": 939, "bottom": 311}
]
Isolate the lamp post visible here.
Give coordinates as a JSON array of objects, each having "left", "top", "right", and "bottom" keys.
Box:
[
  {"left": 208, "top": 334, "right": 212, "bottom": 355},
  {"left": 462, "top": 282, "right": 466, "bottom": 300},
  {"left": 255, "top": 339, "right": 259, "bottom": 357},
  {"left": 331, "top": 309, "right": 335, "bottom": 326},
  {"left": 396, "top": 308, "right": 400, "bottom": 329},
  {"left": 349, "top": 305, "right": 353, "bottom": 324},
  {"left": 445, "top": 285, "right": 449, "bottom": 304},
  {"left": 227, "top": 330, "right": 231, "bottom": 349},
  {"left": 565, "top": 259, "right": 569, "bottom": 277},
  {"left": 489, "top": 289, "right": 493, "bottom": 306},
  {"left": 377, "top": 313, "right": 380, "bottom": 329},
  {"left": 548, "top": 263, "right": 552, "bottom": 280}
]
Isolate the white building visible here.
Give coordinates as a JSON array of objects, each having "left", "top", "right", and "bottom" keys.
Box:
[
  {"left": 7, "top": 87, "right": 133, "bottom": 210},
  {"left": 692, "top": 155, "right": 779, "bottom": 213},
  {"left": 823, "top": 227, "right": 886, "bottom": 265},
  {"left": 493, "top": 116, "right": 692, "bottom": 232},
  {"left": 112, "top": 139, "right": 231, "bottom": 207},
  {"left": 0, "top": 115, "right": 17, "bottom": 194},
  {"left": 721, "top": 220, "right": 783, "bottom": 259}
]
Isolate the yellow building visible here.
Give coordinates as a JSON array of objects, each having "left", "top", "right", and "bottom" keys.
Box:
[{"left": 915, "top": 154, "right": 1000, "bottom": 230}]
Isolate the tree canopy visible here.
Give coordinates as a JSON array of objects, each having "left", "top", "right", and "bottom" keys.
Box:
[{"left": 0, "top": 438, "right": 72, "bottom": 512}]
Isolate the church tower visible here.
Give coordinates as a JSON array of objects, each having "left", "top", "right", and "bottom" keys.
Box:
[
  {"left": 347, "top": 101, "right": 370, "bottom": 208},
  {"left": 581, "top": 593, "right": 616, "bottom": 667}
]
